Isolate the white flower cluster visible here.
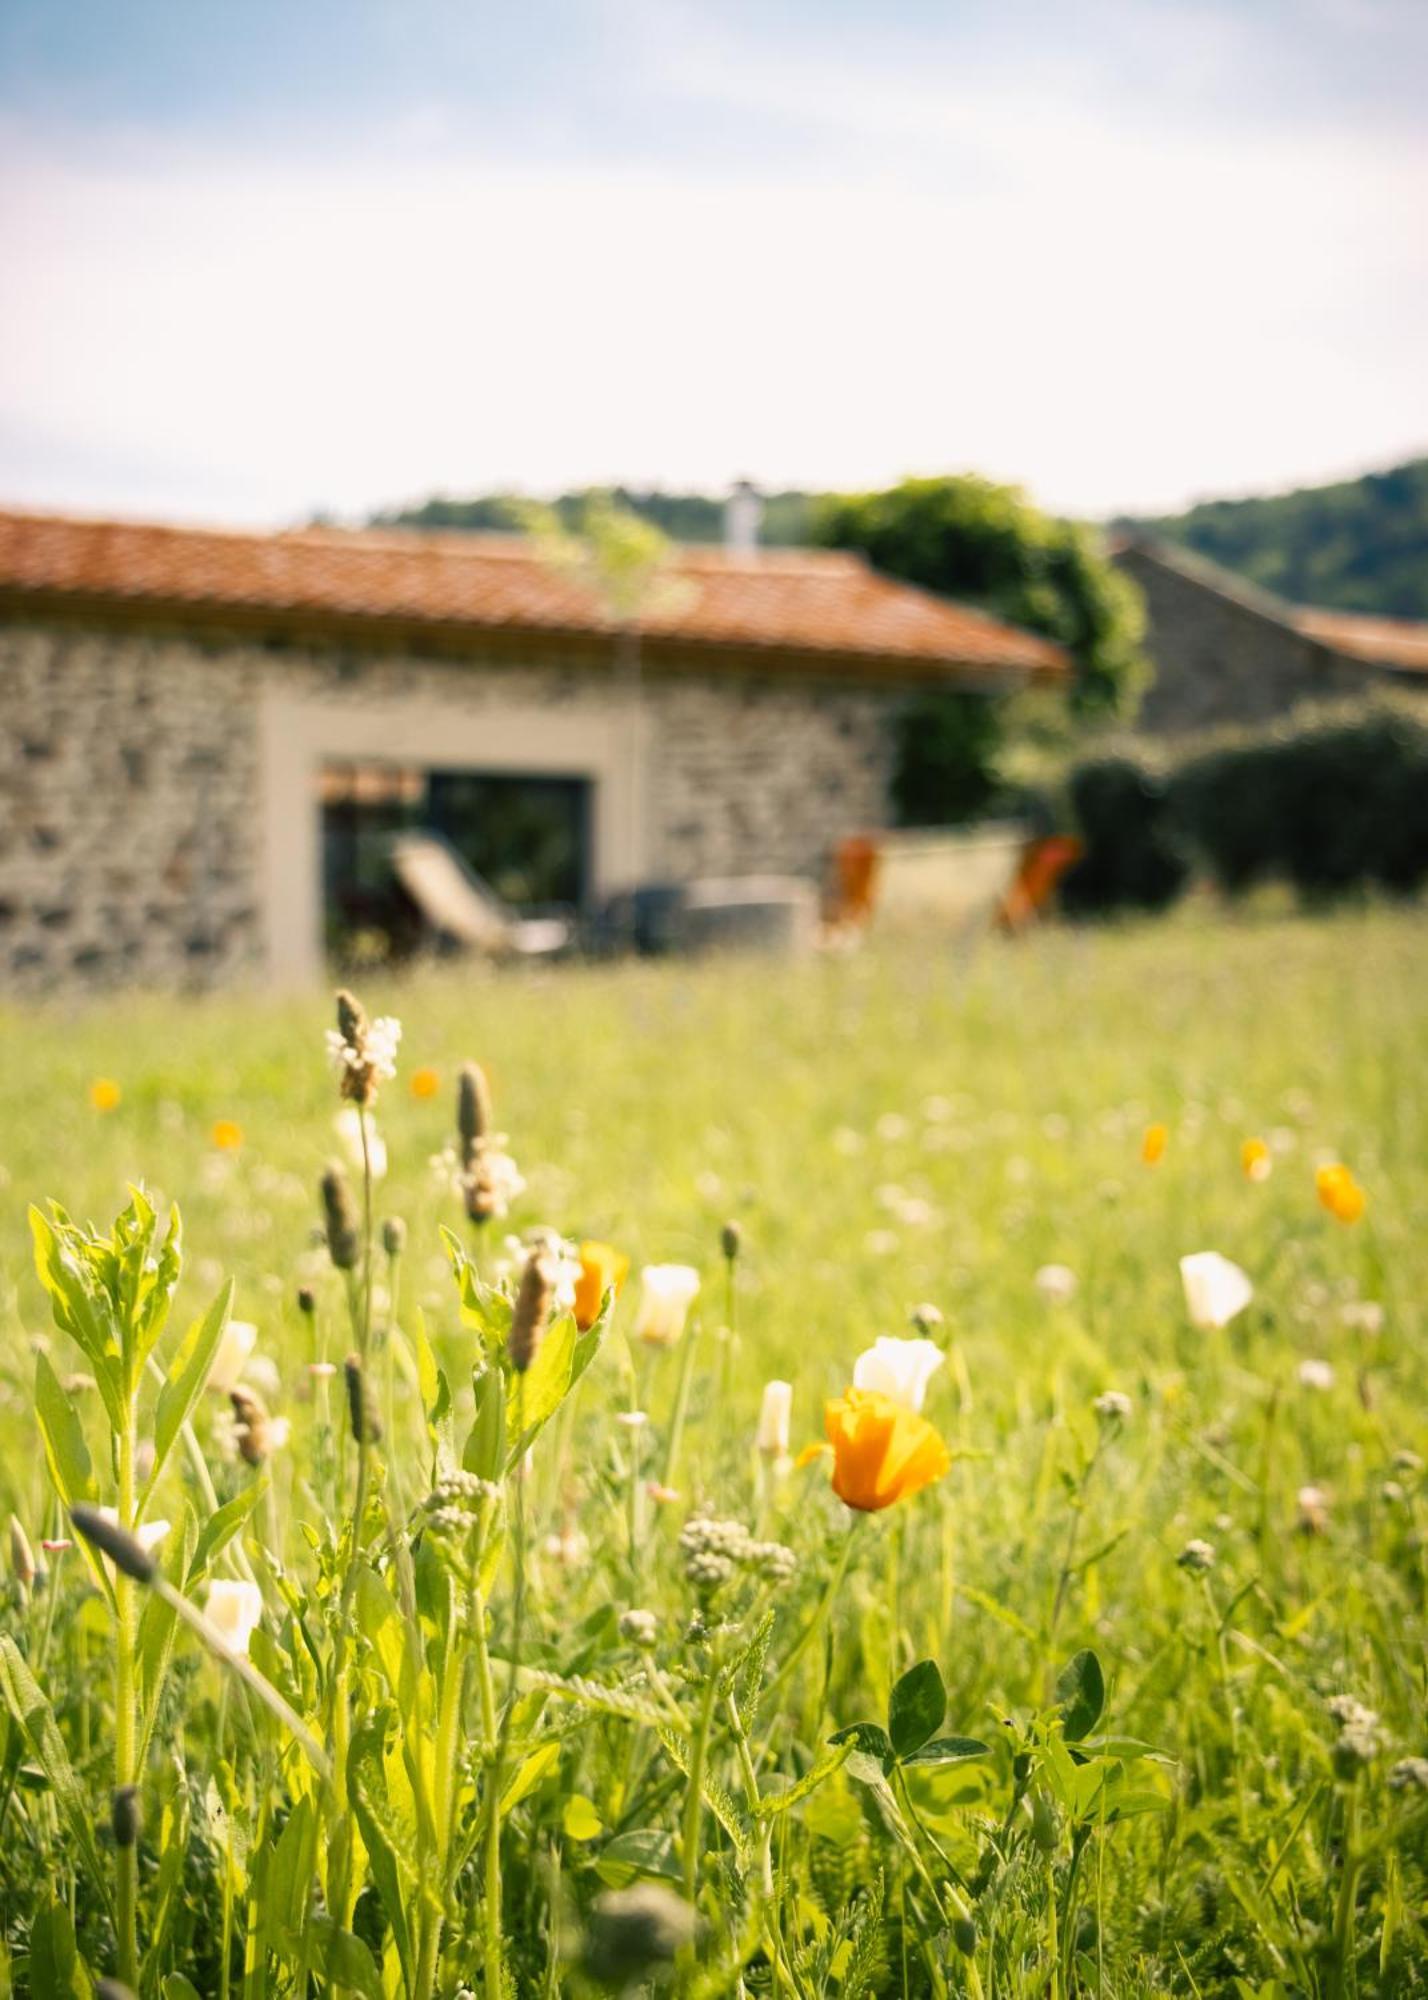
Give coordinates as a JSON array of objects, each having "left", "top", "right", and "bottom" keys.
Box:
[{"left": 325, "top": 1015, "right": 402, "bottom": 1087}]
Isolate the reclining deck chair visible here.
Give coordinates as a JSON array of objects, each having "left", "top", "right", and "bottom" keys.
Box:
[{"left": 390, "top": 833, "right": 573, "bottom": 961}]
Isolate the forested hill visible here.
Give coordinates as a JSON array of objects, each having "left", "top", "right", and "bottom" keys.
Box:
[
  {"left": 1120, "top": 457, "right": 1428, "bottom": 618},
  {"left": 375, "top": 487, "right": 817, "bottom": 546},
  {"left": 376, "top": 456, "right": 1428, "bottom": 618}
]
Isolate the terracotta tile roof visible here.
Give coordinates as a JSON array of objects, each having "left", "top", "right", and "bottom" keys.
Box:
[
  {"left": 0, "top": 506, "right": 1067, "bottom": 684},
  {"left": 1295, "top": 607, "right": 1428, "bottom": 677}
]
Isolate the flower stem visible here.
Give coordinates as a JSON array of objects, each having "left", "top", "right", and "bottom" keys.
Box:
[{"left": 114, "top": 1405, "right": 140, "bottom": 1991}]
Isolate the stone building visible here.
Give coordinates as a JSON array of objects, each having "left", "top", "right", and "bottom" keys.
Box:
[
  {"left": 0, "top": 507, "right": 1065, "bottom": 992},
  {"left": 1112, "top": 537, "right": 1428, "bottom": 736}
]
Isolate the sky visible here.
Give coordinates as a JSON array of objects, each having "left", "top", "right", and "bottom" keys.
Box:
[{"left": 0, "top": 0, "right": 1425, "bottom": 528}]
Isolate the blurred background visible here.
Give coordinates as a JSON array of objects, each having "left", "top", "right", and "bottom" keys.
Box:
[{"left": 0, "top": 0, "right": 1425, "bottom": 988}]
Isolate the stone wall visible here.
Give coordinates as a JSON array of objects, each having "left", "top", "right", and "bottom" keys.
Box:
[
  {"left": 1115, "top": 546, "right": 1365, "bottom": 736},
  {"left": 0, "top": 617, "right": 905, "bottom": 992}
]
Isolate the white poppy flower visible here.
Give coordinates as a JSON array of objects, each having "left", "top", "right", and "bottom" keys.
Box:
[
  {"left": 633, "top": 1266, "right": 701, "bottom": 1347},
  {"left": 756, "top": 1380, "right": 792, "bottom": 1458},
  {"left": 204, "top": 1579, "right": 264, "bottom": 1656},
  {"left": 206, "top": 1320, "right": 257, "bottom": 1395},
  {"left": 1180, "top": 1252, "right": 1254, "bottom": 1329},
  {"left": 852, "top": 1336, "right": 944, "bottom": 1412}
]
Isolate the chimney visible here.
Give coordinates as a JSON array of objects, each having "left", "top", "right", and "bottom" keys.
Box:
[{"left": 725, "top": 479, "right": 763, "bottom": 556}]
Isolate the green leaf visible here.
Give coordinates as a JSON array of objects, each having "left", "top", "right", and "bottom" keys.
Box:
[
  {"left": 27, "top": 1896, "right": 87, "bottom": 2000},
  {"left": 463, "top": 1365, "right": 506, "bottom": 1481},
  {"left": 501, "top": 1739, "right": 562, "bottom": 1814},
  {"left": 888, "top": 1659, "right": 946, "bottom": 1761},
  {"left": 829, "top": 1721, "right": 894, "bottom": 1768},
  {"left": 187, "top": 1480, "right": 267, "bottom": 1588},
  {"left": 33, "top": 1350, "right": 96, "bottom": 1513},
  {"left": 262, "top": 1795, "right": 317, "bottom": 1951},
  {"left": 146, "top": 1278, "right": 234, "bottom": 1507},
  {"left": 164, "top": 1978, "right": 204, "bottom": 2000},
  {"left": 1056, "top": 1649, "right": 1106, "bottom": 1744},
  {"left": 902, "top": 1735, "right": 993, "bottom": 1769},
  {"left": 506, "top": 1314, "right": 576, "bottom": 1460},
  {"left": 298, "top": 1918, "right": 385, "bottom": 2000},
  {"left": 0, "top": 1637, "right": 112, "bottom": 1921},
  {"left": 561, "top": 1793, "right": 604, "bottom": 1841},
  {"left": 594, "top": 1828, "right": 681, "bottom": 1888},
  {"left": 348, "top": 1715, "right": 419, "bottom": 1996}
]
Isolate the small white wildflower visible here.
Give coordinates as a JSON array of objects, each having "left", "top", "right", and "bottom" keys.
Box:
[
  {"left": 1297, "top": 1358, "right": 1334, "bottom": 1391},
  {"left": 1180, "top": 1251, "right": 1254, "bottom": 1330},
  {"left": 1297, "top": 1484, "right": 1331, "bottom": 1532},
  {"left": 1034, "top": 1263, "right": 1078, "bottom": 1305},
  {"left": 853, "top": 1336, "right": 944, "bottom": 1413},
  {"left": 1177, "top": 1538, "right": 1216, "bottom": 1572},
  {"left": 206, "top": 1319, "right": 258, "bottom": 1395},
  {"left": 875, "top": 1113, "right": 910, "bottom": 1144},
  {"left": 205, "top": 1579, "right": 264, "bottom": 1656},
  {"left": 1341, "top": 1300, "right": 1384, "bottom": 1336},
  {"left": 1094, "top": 1390, "right": 1133, "bottom": 1425},
  {"left": 616, "top": 1410, "right": 650, "bottom": 1430}
]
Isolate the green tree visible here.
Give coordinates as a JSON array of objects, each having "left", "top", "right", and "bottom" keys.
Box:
[{"left": 817, "top": 475, "right": 1145, "bottom": 721}]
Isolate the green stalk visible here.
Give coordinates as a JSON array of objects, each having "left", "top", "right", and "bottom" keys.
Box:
[
  {"left": 471, "top": 1579, "right": 504, "bottom": 1999},
  {"left": 114, "top": 1405, "right": 141, "bottom": 1990},
  {"left": 1328, "top": 1779, "right": 1362, "bottom": 2000},
  {"left": 681, "top": 1660, "right": 720, "bottom": 1907}
]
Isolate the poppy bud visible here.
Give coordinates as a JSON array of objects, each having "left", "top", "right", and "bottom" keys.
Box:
[{"left": 8, "top": 1514, "right": 36, "bottom": 1588}]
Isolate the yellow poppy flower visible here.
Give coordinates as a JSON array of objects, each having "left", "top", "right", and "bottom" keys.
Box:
[
  {"left": 212, "top": 1119, "right": 244, "bottom": 1151},
  {"left": 89, "top": 1078, "right": 121, "bottom": 1114},
  {"left": 1241, "top": 1137, "right": 1272, "bottom": 1182},
  {"left": 822, "top": 1387, "right": 950, "bottom": 1513},
  {"left": 1142, "top": 1122, "right": 1168, "bottom": 1166},
  {"left": 573, "top": 1240, "right": 631, "bottom": 1332},
  {"left": 1316, "top": 1163, "right": 1366, "bottom": 1224},
  {"left": 410, "top": 1065, "right": 441, "bottom": 1100}
]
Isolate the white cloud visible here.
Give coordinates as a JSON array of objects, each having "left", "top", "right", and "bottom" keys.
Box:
[{"left": 0, "top": 70, "right": 1424, "bottom": 525}]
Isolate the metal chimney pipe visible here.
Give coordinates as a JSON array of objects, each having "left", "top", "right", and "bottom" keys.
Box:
[{"left": 725, "top": 479, "right": 763, "bottom": 555}]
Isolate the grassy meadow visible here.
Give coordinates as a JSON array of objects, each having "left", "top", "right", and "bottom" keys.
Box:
[{"left": 0, "top": 906, "right": 1425, "bottom": 1997}]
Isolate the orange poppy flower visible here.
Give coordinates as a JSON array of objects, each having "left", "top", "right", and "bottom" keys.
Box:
[
  {"left": 1241, "top": 1137, "right": 1272, "bottom": 1182},
  {"left": 1142, "top": 1122, "right": 1168, "bottom": 1167},
  {"left": 1316, "top": 1163, "right": 1366, "bottom": 1224},
  {"left": 410, "top": 1066, "right": 440, "bottom": 1100},
  {"left": 212, "top": 1119, "right": 244, "bottom": 1151},
  {"left": 573, "top": 1240, "right": 631, "bottom": 1331},
  {"left": 822, "top": 1387, "right": 951, "bottom": 1513},
  {"left": 89, "top": 1078, "right": 121, "bottom": 1114}
]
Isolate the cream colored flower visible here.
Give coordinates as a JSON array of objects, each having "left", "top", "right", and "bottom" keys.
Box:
[
  {"left": 633, "top": 1265, "right": 701, "bottom": 1347},
  {"left": 756, "top": 1380, "right": 792, "bottom": 1458},
  {"left": 204, "top": 1579, "right": 264, "bottom": 1656},
  {"left": 205, "top": 1319, "right": 257, "bottom": 1395},
  {"left": 852, "top": 1335, "right": 943, "bottom": 1413},
  {"left": 1034, "top": 1263, "right": 1078, "bottom": 1305},
  {"left": 1179, "top": 1252, "right": 1253, "bottom": 1329}
]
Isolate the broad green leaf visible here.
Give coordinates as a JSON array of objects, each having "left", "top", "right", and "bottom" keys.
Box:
[
  {"left": 463, "top": 1365, "right": 506, "bottom": 1481},
  {"left": 902, "top": 1735, "right": 993, "bottom": 1769},
  {"left": 298, "top": 1918, "right": 385, "bottom": 2000},
  {"left": 146, "top": 1278, "right": 234, "bottom": 1506},
  {"left": 505, "top": 1314, "right": 576, "bottom": 1457},
  {"left": 33, "top": 1350, "right": 96, "bottom": 1513},
  {"left": 888, "top": 1659, "right": 946, "bottom": 1761},
  {"left": 262, "top": 1795, "right": 318, "bottom": 1950},
  {"left": 0, "top": 1637, "right": 112, "bottom": 1920},
  {"left": 348, "top": 1716, "right": 419, "bottom": 1995},
  {"left": 27, "top": 1897, "right": 87, "bottom": 2000},
  {"left": 829, "top": 1721, "right": 894, "bottom": 1771},
  {"left": 1056, "top": 1649, "right": 1106, "bottom": 1744},
  {"left": 164, "top": 1978, "right": 204, "bottom": 2000}
]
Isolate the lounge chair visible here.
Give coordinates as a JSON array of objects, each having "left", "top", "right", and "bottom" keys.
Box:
[{"left": 389, "top": 833, "right": 573, "bottom": 960}]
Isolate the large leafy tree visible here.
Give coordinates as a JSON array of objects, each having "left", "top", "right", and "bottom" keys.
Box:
[{"left": 817, "top": 475, "right": 1145, "bottom": 721}]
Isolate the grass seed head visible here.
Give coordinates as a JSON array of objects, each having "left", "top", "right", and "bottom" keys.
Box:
[
  {"left": 508, "top": 1247, "right": 555, "bottom": 1373},
  {"left": 457, "top": 1062, "right": 493, "bottom": 1155},
  {"left": 344, "top": 1353, "right": 382, "bottom": 1444},
  {"left": 321, "top": 1165, "right": 361, "bottom": 1271},
  {"left": 71, "top": 1505, "right": 156, "bottom": 1585},
  {"left": 229, "top": 1385, "right": 275, "bottom": 1466},
  {"left": 382, "top": 1216, "right": 407, "bottom": 1258}
]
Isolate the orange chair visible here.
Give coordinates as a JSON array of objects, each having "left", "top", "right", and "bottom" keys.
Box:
[
  {"left": 830, "top": 835, "right": 882, "bottom": 929},
  {"left": 998, "top": 835, "right": 1084, "bottom": 933}
]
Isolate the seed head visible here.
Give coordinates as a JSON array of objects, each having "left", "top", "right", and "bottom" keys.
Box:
[
  {"left": 296, "top": 1284, "right": 316, "bottom": 1317},
  {"left": 720, "top": 1219, "right": 742, "bottom": 1263},
  {"left": 112, "top": 1784, "right": 141, "bottom": 1849},
  {"left": 321, "top": 1165, "right": 361, "bottom": 1272},
  {"left": 344, "top": 1354, "right": 382, "bottom": 1444},
  {"left": 382, "top": 1216, "right": 407, "bottom": 1258},
  {"left": 71, "top": 1504, "right": 156, "bottom": 1584},
  {"left": 229, "top": 1385, "right": 275, "bottom": 1466},
  {"left": 619, "top": 1608, "right": 659, "bottom": 1648},
  {"left": 457, "top": 1062, "right": 493, "bottom": 1156},
  {"left": 1177, "top": 1538, "right": 1216, "bottom": 1574},
  {"left": 508, "top": 1248, "right": 555, "bottom": 1374}
]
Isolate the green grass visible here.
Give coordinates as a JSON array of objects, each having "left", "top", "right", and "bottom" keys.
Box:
[{"left": 1, "top": 906, "right": 1425, "bottom": 1996}]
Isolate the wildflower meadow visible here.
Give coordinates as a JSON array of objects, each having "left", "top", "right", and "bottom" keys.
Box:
[{"left": 0, "top": 907, "right": 1424, "bottom": 1997}]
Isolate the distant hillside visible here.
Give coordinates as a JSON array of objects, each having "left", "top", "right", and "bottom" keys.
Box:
[
  {"left": 376, "top": 487, "right": 817, "bottom": 546},
  {"left": 1121, "top": 457, "right": 1428, "bottom": 619}
]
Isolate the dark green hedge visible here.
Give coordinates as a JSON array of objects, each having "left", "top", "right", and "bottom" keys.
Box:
[{"left": 1060, "top": 712, "right": 1428, "bottom": 913}]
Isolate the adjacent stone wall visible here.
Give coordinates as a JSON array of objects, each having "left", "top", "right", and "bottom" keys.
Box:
[
  {"left": 1114, "top": 546, "right": 1367, "bottom": 735},
  {"left": 0, "top": 617, "right": 904, "bottom": 992}
]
